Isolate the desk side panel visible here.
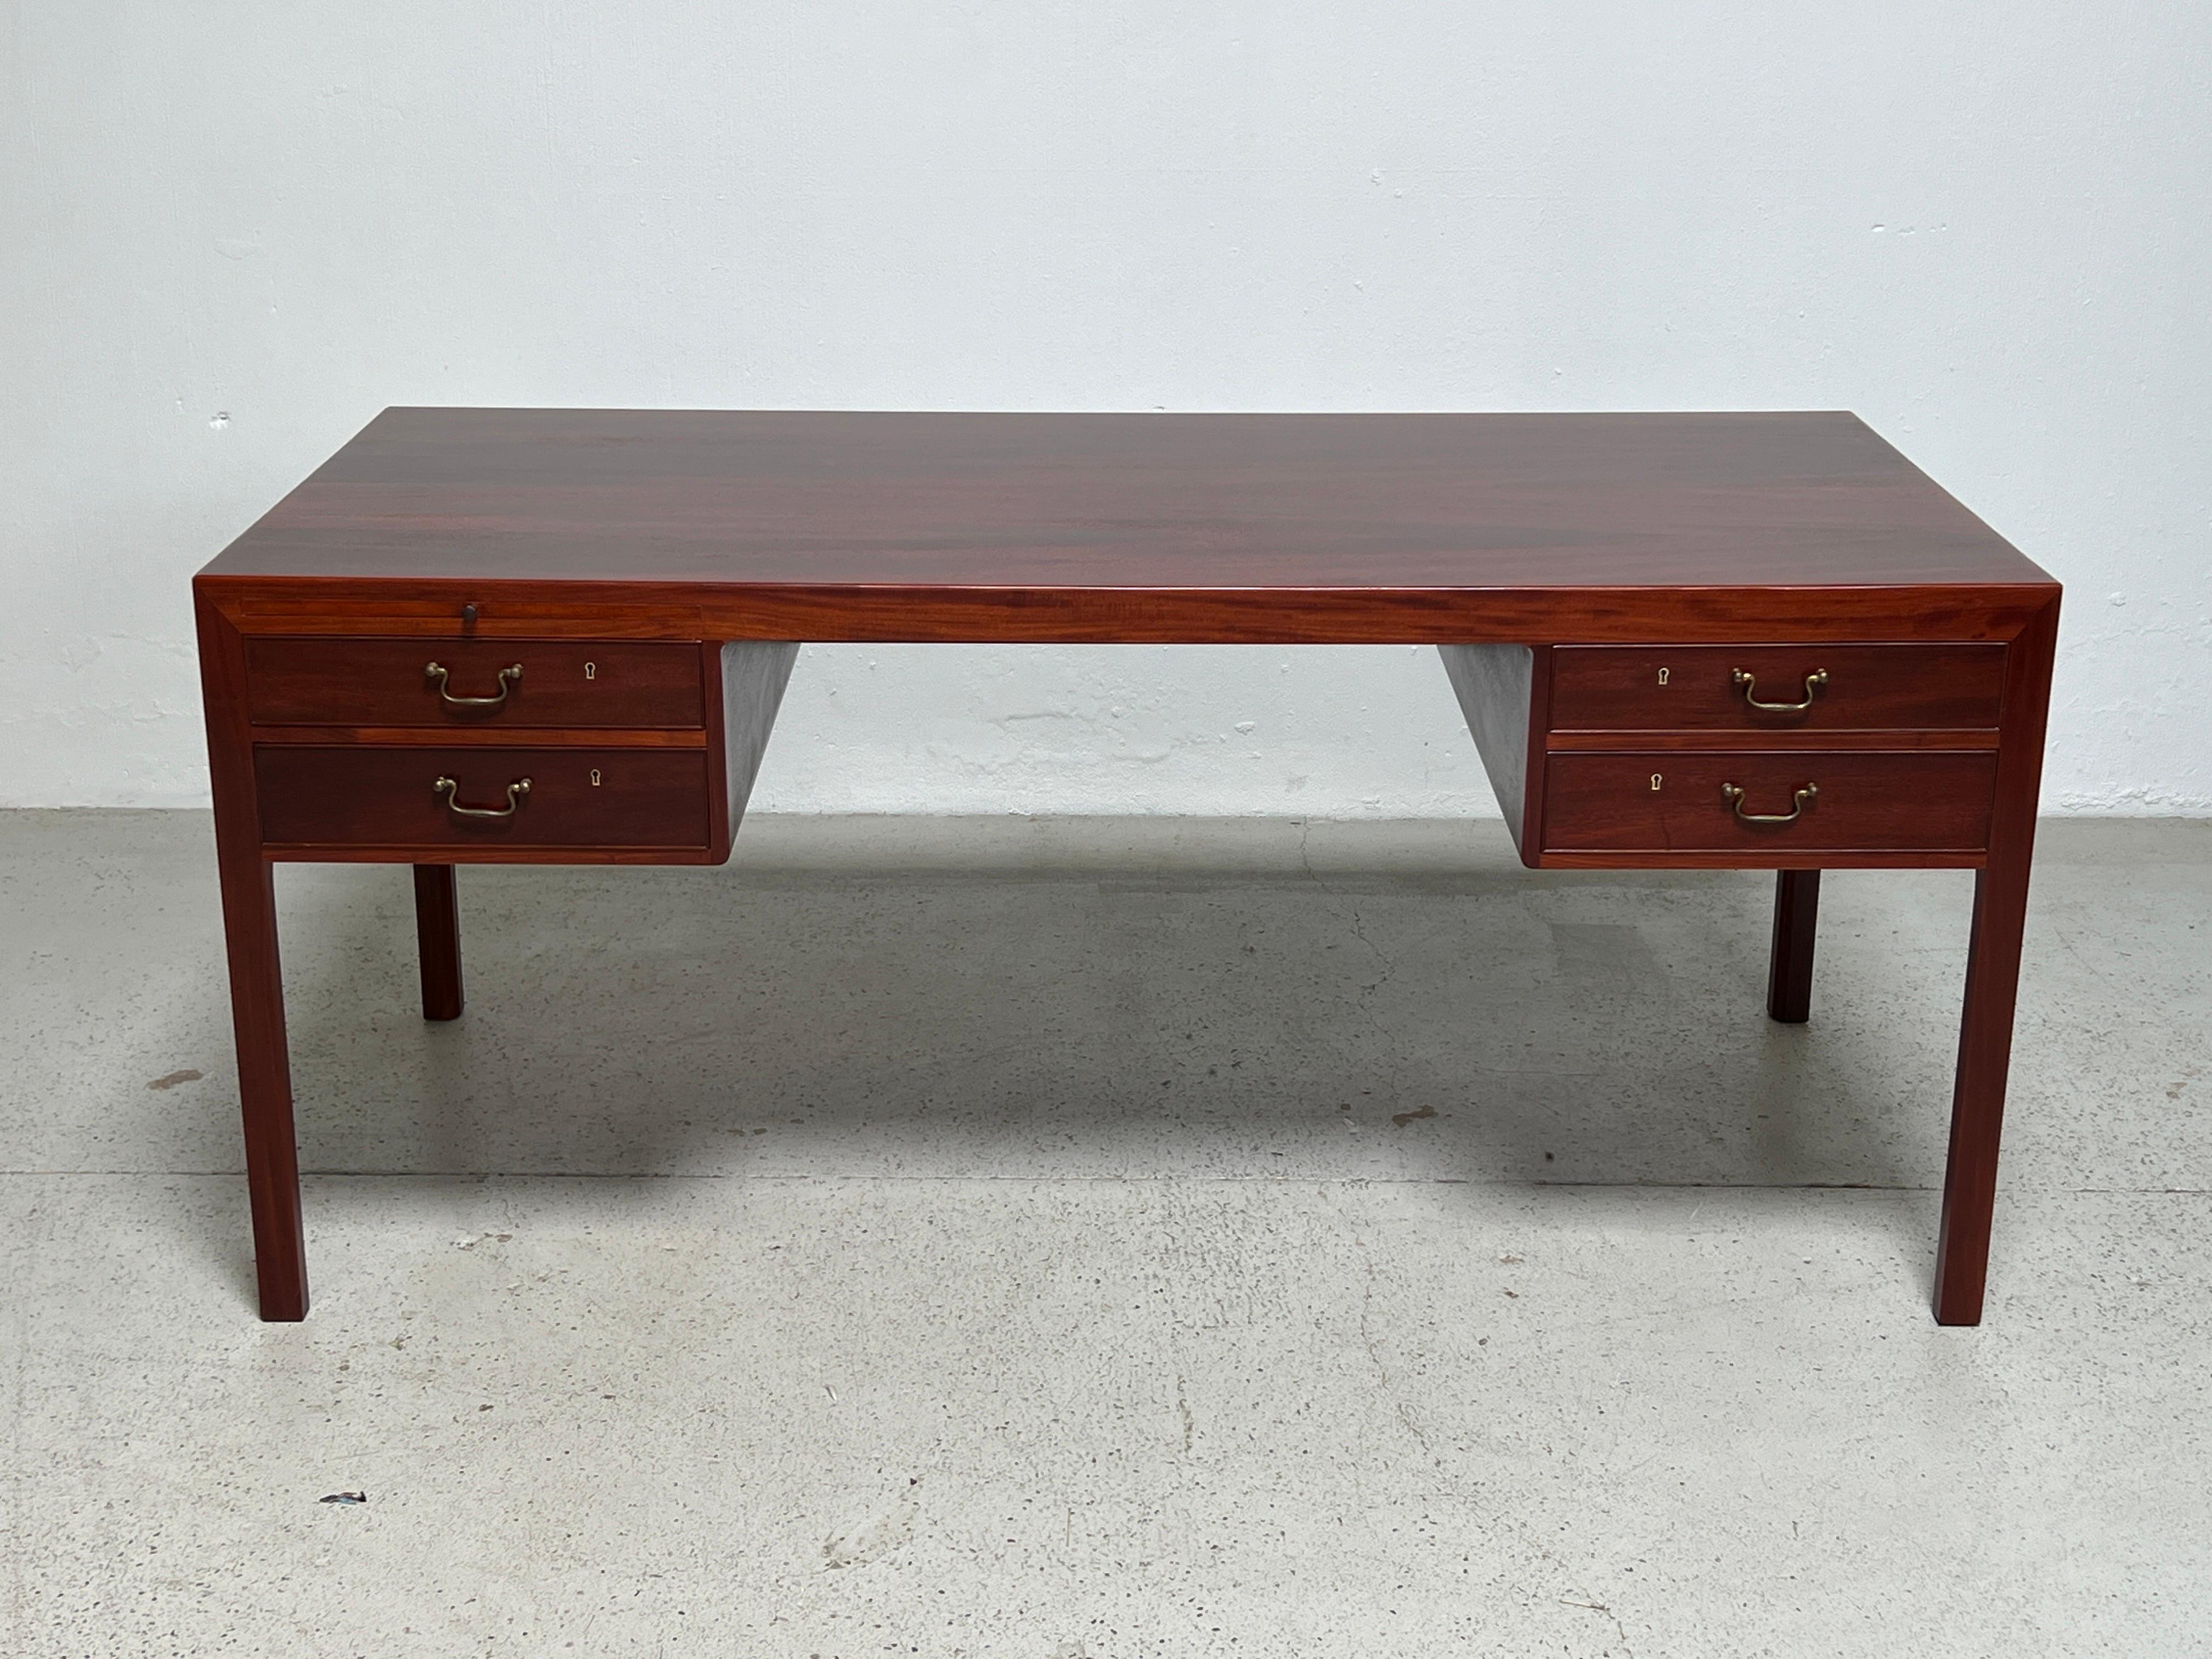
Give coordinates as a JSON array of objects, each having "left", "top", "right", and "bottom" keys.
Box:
[
  {"left": 714, "top": 640, "right": 802, "bottom": 850},
  {"left": 1438, "top": 645, "right": 1543, "bottom": 857}
]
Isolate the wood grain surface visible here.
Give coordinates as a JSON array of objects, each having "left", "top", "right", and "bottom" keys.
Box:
[
  {"left": 255, "top": 746, "right": 713, "bottom": 851},
  {"left": 191, "top": 409, "right": 2064, "bottom": 1325},
  {"left": 198, "top": 410, "right": 2057, "bottom": 644},
  {"left": 244, "top": 636, "right": 705, "bottom": 727},
  {"left": 1541, "top": 750, "right": 1999, "bottom": 855},
  {"left": 1548, "top": 644, "right": 2006, "bottom": 732}
]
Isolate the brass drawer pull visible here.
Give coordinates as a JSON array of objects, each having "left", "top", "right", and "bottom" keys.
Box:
[
  {"left": 425, "top": 661, "right": 522, "bottom": 708},
  {"left": 433, "top": 775, "right": 532, "bottom": 819},
  {"left": 1732, "top": 667, "right": 1826, "bottom": 713},
  {"left": 1721, "top": 781, "right": 1818, "bottom": 825}
]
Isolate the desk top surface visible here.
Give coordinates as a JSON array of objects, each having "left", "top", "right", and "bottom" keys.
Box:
[{"left": 205, "top": 409, "right": 2052, "bottom": 596}]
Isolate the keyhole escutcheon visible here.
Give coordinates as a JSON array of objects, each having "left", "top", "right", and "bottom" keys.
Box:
[
  {"left": 1656, "top": 667, "right": 1669, "bottom": 686},
  {"left": 1650, "top": 772, "right": 1663, "bottom": 791},
  {"left": 589, "top": 768, "right": 602, "bottom": 787},
  {"left": 584, "top": 662, "right": 597, "bottom": 680}
]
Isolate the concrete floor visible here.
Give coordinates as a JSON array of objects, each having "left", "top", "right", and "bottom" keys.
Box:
[{"left": 3, "top": 811, "right": 2209, "bottom": 1657}]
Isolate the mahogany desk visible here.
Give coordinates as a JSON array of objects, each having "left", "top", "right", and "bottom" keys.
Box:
[{"left": 194, "top": 409, "right": 2061, "bottom": 1325}]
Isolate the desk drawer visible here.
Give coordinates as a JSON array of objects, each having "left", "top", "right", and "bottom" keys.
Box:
[
  {"left": 255, "top": 746, "right": 712, "bottom": 851},
  {"left": 244, "top": 637, "right": 705, "bottom": 728},
  {"left": 1542, "top": 750, "right": 1997, "bottom": 855},
  {"left": 1549, "top": 645, "right": 2004, "bottom": 733}
]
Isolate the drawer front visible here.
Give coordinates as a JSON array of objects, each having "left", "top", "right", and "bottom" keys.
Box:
[
  {"left": 1549, "top": 645, "right": 2004, "bottom": 733},
  {"left": 243, "top": 637, "right": 704, "bottom": 728},
  {"left": 1543, "top": 751, "right": 1997, "bottom": 854},
  {"left": 255, "top": 747, "right": 712, "bottom": 849}
]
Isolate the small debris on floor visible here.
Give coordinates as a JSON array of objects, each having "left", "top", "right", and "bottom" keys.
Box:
[
  {"left": 1390, "top": 1103, "right": 1437, "bottom": 1128},
  {"left": 145, "top": 1069, "right": 202, "bottom": 1091},
  {"left": 319, "top": 1491, "right": 368, "bottom": 1505}
]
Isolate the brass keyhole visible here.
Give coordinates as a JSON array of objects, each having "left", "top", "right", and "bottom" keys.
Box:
[
  {"left": 1656, "top": 667, "right": 1669, "bottom": 686},
  {"left": 584, "top": 662, "right": 597, "bottom": 680},
  {"left": 1651, "top": 772, "right": 1663, "bottom": 791},
  {"left": 589, "top": 768, "right": 602, "bottom": 787}
]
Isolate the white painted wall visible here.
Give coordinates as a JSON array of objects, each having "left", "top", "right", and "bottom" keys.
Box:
[{"left": 5, "top": 4, "right": 2208, "bottom": 814}]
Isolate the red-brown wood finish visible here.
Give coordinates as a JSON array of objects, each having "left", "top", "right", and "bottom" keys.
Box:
[
  {"left": 1545, "top": 729, "right": 1996, "bottom": 752},
  {"left": 200, "top": 410, "right": 2053, "bottom": 645},
  {"left": 1541, "top": 751, "right": 1998, "bottom": 857},
  {"left": 412, "top": 865, "right": 464, "bottom": 1021},
  {"left": 1548, "top": 645, "right": 2005, "bottom": 732},
  {"left": 1520, "top": 646, "right": 1556, "bottom": 855},
  {"left": 1936, "top": 594, "right": 2061, "bottom": 1325},
  {"left": 191, "top": 409, "right": 2062, "bottom": 1327},
  {"left": 256, "top": 746, "right": 714, "bottom": 853},
  {"left": 195, "top": 591, "right": 308, "bottom": 1321},
  {"left": 1768, "top": 870, "right": 1821, "bottom": 1025},
  {"left": 244, "top": 637, "right": 706, "bottom": 728},
  {"left": 219, "top": 582, "right": 2051, "bottom": 647},
  {"left": 250, "top": 725, "right": 709, "bottom": 749},
  {"left": 202, "top": 409, "right": 2053, "bottom": 591}
]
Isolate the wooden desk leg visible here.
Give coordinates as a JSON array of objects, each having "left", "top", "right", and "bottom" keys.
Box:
[
  {"left": 199, "top": 592, "right": 308, "bottom": 1321},
  {"left": 413, "top": 865, "right": 464, "bottom": 1021},
  {"left": 1767, "top": 870, "right": 1820, "bottom": 1024},
  {"left": 1933, "top": 855, "right": 2035, "bottom": 1325},
  {"left": 215, "top": 853, "right": 308, "bottom": 1320},
  {"left": 1933, "top": 597, "right": 2058, "bottom": 1327}
]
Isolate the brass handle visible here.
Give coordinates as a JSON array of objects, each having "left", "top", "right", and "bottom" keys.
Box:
[
  {"left": 425, "top": 661, "right": 522, "bottom": 708},
  {"left": 1721, "top": 781, "right": 1818, "bottom": 825},
  {"left": 433, "top": 776, "right": 532, "bottom": 819},
  {"left": 1731, "top": 668, "right": 1826, "bottom": 713}
]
